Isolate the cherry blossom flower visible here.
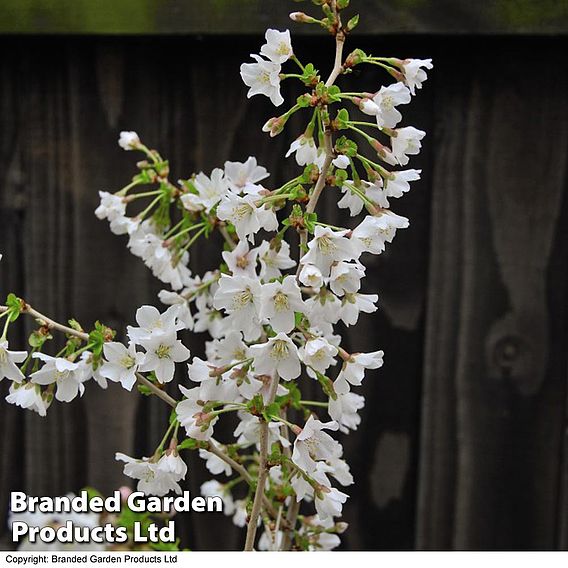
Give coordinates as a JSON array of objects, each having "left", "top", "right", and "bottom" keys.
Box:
[
  {"left": 217, "top": 193, "right": 278, "bottom": 243},
  {"left": 157, "top": 290, "right": 194, "bottom": 330},
  {"left": 127, "top": 304, "right": 183, "bottom": 344},
  {"left": 213, "top": 275, "right": 262, "bottom": 341},
  {"left": 0, "top": 340, "right": 26, "bottom": 383},
  {"left": 6, "top": 382, "right": 49, "bottom": 416},
  {"left": 222, "top": 240, "right": 259, "bottom": 278},
  {"left": 100, "top": 342, "right": 144, "bottom": 391},
  {"left": 156, "top": 450, "right": 188, "bottom": 482},
  {"left": 300, "top": 338, "right": 338, "bottom": 375},
  {"left": 138, "top": 330, "right": 191, "bottom": 384},
  {"left": 335, "top": 350, "right": 384, "bottom": 394},
  {"left": 177, "top": 385, "right": 218, "bottom": 440},
  {"left": 224, "top": 157, "right": 269, "bottom": 195},
  {"left": 180, "top": 168, "right": 228, "bottom": 212},
  {"left": 339, "top": 292, "right": 378, "bottom": 326},
  {"left": 286, "top": 135, "right": 319, "bottom": 166},
  {"left": 332, "top": 155, "right": 350, "bottom": 169},
  {"left": 240, "top": 54, "right": 284, "bottom": 107},
  {"left": 351, "top": 212, "right": 409, "bottom": 255},
  {"left": 329, "top": 261, "right": 365, "bottom": 296},
  {"left": 201, "top": 480, "right": 236, "bottom": 516},
  {"left": 260, "top": 29, "right": 293, "bottom": 64},
  {"left": 256, "top": 240, "right": 296, "bottom": 280},
  {"left": 292, "top": 416, "right": 342, "bottom": 473},
  {"left": 401, "top": 58, "right": 433, "bottom": 95},
  {"left": 385, "top": 168, "right": 421, "bottom": 199},
  {"left": 298, "top": 263, "right": 324, "bottom": 291},
  {"left": 390, "top": 126, "right": 426, "bottom": 166},
  {"left": 315, "top": 486, "right": 349, "bottom": 521},
  {"left": 301, "top": 226, "right": 359, "bottom": 278},
  {"left": 118, "top": 131, "right": 140, "bottom": 150},
  {"left": 361, "top": 82, "right": 411, "bottom": 129},
  {"left": 115, "top": 453, "right": 182, "bottom": 496},
  {"left": 95, "top": 191, "right": 126, "bottom": 223},
  {"left": 260, "top": 275, "right": 306, "bottom": 333},
  {"left": 199, "top": 448, "right": 232, "bottom": 477},
  {"left": 301, "top": 515, "right": 341, "bottom": 550},
  {"left": 249, "top": 332, "right": 301, "bottom": 380},
  {"left": 328, "top": 391, "right": 365, "bottom": 432},
  {"left": 30, "top": 353, "right": 86, "bottom": 403}
]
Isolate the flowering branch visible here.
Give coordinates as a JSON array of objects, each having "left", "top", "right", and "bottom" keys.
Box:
[{"left": 0, "top": 0, "right": 433, "bottom": 552}]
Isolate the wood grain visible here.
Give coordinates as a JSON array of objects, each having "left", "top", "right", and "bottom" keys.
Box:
[{"left": 1, "top": 34, "right": 568, "bottom": 551}]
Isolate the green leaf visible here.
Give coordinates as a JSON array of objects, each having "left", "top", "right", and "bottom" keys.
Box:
[
  {"left": 177, "top": 438, "right": 199, "bottom": 451},
  {"left": 5, "top": 293, "right": 22, "bottom": 322},
  {"left": 346, "top": 14, "right": 359, "bottom": 31},
  {"left": 335, "top": 108, "right": 350, "bottom": 129},
  {"left": 263, "top": 402, "right": 281, "bottom": 421}
]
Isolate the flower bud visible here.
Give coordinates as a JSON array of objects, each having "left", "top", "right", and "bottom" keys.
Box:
[
  {"left": 262, "top": 116, "right": 286, "bottom": 137},
  {"left": 335, "top": 522, "right": 349, "bottom": 534},
  {"left": 289, "top": 12, "right": 316, "bottom": 23}
]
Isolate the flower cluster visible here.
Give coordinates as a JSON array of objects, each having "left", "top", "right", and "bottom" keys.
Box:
[{"left": 1, "top": 0, "right": 431, "bottom": 552}]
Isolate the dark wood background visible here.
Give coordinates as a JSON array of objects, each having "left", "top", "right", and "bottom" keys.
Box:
[{"left": 1, "top": 1, "right": 568, "bottom": 551}]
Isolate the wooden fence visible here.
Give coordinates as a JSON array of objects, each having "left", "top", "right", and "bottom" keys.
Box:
[{"left": 1, "top": 1, "right": 568, "bottom": 551}]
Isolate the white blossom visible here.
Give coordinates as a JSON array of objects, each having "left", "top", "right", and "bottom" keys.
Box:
[
  {"left": 329, "top": 261, "right": 365, "bottom": 296},
  {"left": 177, "top": 385, "right": 218, "bottom": 440},
  {"left": 329, "top": 391, "right": 365, "bottom": 432},
  {"left": 292, "top": 416, "right": 341, "bottom": 473},
  {"left": 200, "top": 480, "right": 235, "bottom": 516},
  {"left": 332, "top": 154, "right": 350, "bottom": 169},
  {"left": 157, "top": 290, "right": 194, "bottom": 330},
  {"left": 299, "top": 338, "right": 338, "bottom": 376},
  {"left": 156, "top": 451, "right": 188, "bottom": 482},
  {"left": 224, "top": 157, "right": 269, "bottom": 195},
  {"left": 217, "top": 193, "right": 278, "bottom": 243},
  {"left": 286, "top": 135, "right": 319, "bottom": 166},
  {"left": 199, "top": 449, "right": 232, "bottom": 477},
  {"left": 351, "top": 212, "right": 409, "bottom": 255},
  {"left": 339, "top": 292, "right": 378, "bottom": 326},
  {"left": 260, "top": 29, "right": 293, "bottom": 64},
  {"left": 118, "top": 131, "right": 140, "bottom": 150},
  {"left": 127, "top": 304, "right": 183, "bottom": 344},
  {"left": 115, "top": 453, "right": 181, "bottom": 496},
  {"left": 180, "top": 169, "right": 228, "bottom": 212},
  {"left": 249, "top": 332, "right": 301, "bottom": 380},
  {"left": 0, "top": 340, "right": 26, "bottom": 383},
  {"left": 256, "top": 240, "right": 296, "bottom": 280},
  {"left": 390, "top": 126, "right": 426, "bottom": 166},
  {"left": 298, "top": 263, "right": 324, "bottom": 291},
  {"left": 240, "top": 54, "right": 284, "bottom": 107},
  {"left": 6, "top": 382, "right": 49, "bottom": 416},
  {"left": 222, "top": 240, "right": 258, "bottom": 278},
  {"left": 315, "top": 486, "right": 349, "bottom": 521},
  {"left": 100, "top": 342, "right": 144, "bottom": 391},
  {"left": 335, "top": 350, "right": 384, "bottom": 394},
  {"left": 361, "top": 82, "right": 411, "bottom": 129},
  {"left": 138, "top": 331, "right": 190, "bottom": 384},
  {"left": 301, "top": 226, "right": 358, "bottom": 278},
  {"left": 260, "top": 275, "right": 306, "bottom": 333},
  {"left": 95, "top": 191, "right": 126, "bottom": 223},
  {"left": 213, "top": 275, "right": 262, "bottom": 341},
  {"left": 30, "top": 353, "right": 86, "bottom": 403},
  {"left": 385, "top": 168, "right": 421, "bottom": 199},
  {"left": 401, "top": 58, "right": 433, "bottom": 95}
]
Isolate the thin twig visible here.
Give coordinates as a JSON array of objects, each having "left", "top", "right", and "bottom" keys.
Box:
[
  {"left": 207, "top": 441, "right": 279, "bottom": 520},
  {"left": 135, "top": 372, "right": 177, "bottom": 408},
  {"left": 243, "top": 375, "right": 280, "bottom": 550},
  {"left": 218, "top": 224, "right": 236, "bottom": 250}
]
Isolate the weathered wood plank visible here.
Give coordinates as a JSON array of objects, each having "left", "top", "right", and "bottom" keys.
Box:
[
  {"left": 418, "top": 41, "right": 568, "bottom": 549},
  {"left": 1, "top": 0, "right": 568, "bottom": 35}
]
